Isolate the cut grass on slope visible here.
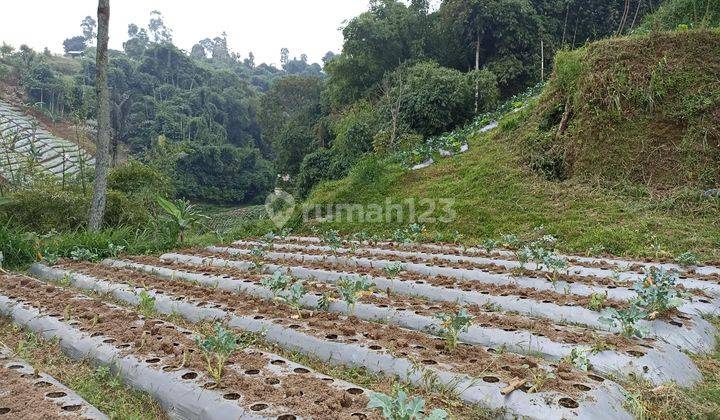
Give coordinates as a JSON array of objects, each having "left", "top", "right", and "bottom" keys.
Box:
[{"left": 306, "top": 118, "right": 720, "bottom": 260}]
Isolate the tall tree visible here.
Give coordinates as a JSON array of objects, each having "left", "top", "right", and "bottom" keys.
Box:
[{"left": 88, "top": 0, "right": 111, "bottom": 231}]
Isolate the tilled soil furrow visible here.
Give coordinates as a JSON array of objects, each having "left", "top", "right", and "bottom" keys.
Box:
[
  {"left": 33, "top": 263, "right": 637, "bottom": 419},
  {"left": 101, "top": 257, "right": 703, "bottom": 387},
  {"left": 161, "top": 251, "right": 717, "bottom": 355},
  {"left": 0, "top": 346, "right": 108, "bottom": 420},
  {"left": 0, "top": 274, "right": 376, "bottom": 420}
]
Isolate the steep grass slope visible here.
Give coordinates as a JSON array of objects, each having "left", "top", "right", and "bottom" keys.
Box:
[
  {"left": 305, "top": 30, "right": 720, "bottom": 260},
  {"left": 521, "top": 30, "right": 720, "bottom": 189}
]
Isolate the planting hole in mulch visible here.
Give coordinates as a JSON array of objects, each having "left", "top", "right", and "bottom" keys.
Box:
[
  {"left": 573, "top": 384, "right": 591, "bottom": 391},
  {"left": 223, "top": 393, "right": 241, "bottom": 400},
  {"left": 181, "top": 372, "right": 198, "bottom": 380},
  {"left": 482, "top": 376, "right": 500, "bottom": 383},
  {"left": 45, "top": 391, "right": 67, "bottom": 398},
  {"left": 558, "top": 397, "right": 579, "bottom": 409},
  {"left": 346, "top": 388, "right": 364, "bottom": 395},
  {"left": 61, "top": 405, "right": 82, "bottom": 412},
  {"left": 250, "top": 403, "right": 269, "bottom": 411},
  {"left": 0, "top": 408, "right": 10, "bottom": 415}
]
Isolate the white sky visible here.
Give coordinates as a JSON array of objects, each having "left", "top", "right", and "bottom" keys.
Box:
[{"left": 0, "top": 0, "right": 374, "bottom": 66}]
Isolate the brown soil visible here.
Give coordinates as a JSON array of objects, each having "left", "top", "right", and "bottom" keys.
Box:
[
  {"left": 128, "top": 256, "right": 637, "bottom": 351},
  {"left": 59, "top": 261, "right": 607, "bottom": 399},
  {"left": 0, "top": 274, "right": 376, "bottom": 420},
  {"left": 0, "top": 353, "right": 91, "bottom": 419}
]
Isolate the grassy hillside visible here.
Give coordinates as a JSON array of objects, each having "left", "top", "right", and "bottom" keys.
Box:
[
  {"left": 303, "top": 30, "right": 720, "bottom": 260},
  {"left": 522, "top": 29, "right": 720, "bottom": 189}
]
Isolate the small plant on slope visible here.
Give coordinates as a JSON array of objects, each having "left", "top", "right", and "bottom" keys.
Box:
[
  {"left": 157, "top": 197, "right": 208, "bottom": 243},
  {"left": 600, "top": 305, "right": 648, "bottom": 338},
  {"left": 675, "top": 252, "right": 699, "bottom": 268},
  {"left": 481, "top": 239, "right": 500, "bottom": 253},
  {"left": 261, "top": 271, "right": 293, "bottom": 297},
  {"left": 336, "top": 276, "right": 375, "bottom": 314},
  {"left": 138, "top": 289, "right": 156, "bottom": 316},
  {"left": 564, "top": 348, "right": 590, "bottom": 371},
  {"left": 321, "top": 229, "right": 342, "bottom": 252},
  {"left": 383, "top": 262, "right": 406, "bottom": 277},
  {"left": 282, "top": 281, "right": 307, "bottom": 318},
  {"left": 588, "top": 292, "right": 608, "bottom": 311},
  {"left": 368, "top": 389, "right": 447, "bottom": 420},
  {"left": 633, "top": 268, "right": 690, "bottom": 317},
  {"left": 70, "top": 247, "right": 99, "bottom": 262},
  {"left": 195, "top": 323, "right": 239, "bottom": 386},
  {"left": 434, "top": 308, "right": 473, "bottom": 350},
  {"left": 249, "top": 246, "right": 266, "bottom": 271}
]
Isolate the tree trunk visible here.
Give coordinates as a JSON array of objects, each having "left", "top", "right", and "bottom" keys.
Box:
[
  {"left": 88, "top": 0, "right": 111, "bottom": 231},
  {"left": 474, "top": 32, "right": 480, "bottom": 114}
]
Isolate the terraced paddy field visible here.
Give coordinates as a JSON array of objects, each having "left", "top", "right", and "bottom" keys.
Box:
[{"left": 2, "top": 234, "right": 720, "bottom": 418}]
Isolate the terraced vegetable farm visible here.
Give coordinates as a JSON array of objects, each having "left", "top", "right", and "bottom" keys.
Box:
[
  {"left": 2, "top": 233, "right": 717, "bottom": 419},
  {"left": 0, "top": 100, "right": 93, "bottom": 182}
]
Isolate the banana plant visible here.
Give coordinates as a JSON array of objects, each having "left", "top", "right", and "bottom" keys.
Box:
[{"left": 156, "top": 197, "right": 208, "bottom": 243}]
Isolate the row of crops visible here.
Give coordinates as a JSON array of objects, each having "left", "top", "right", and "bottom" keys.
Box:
[
  {"left": 0, "top": 100, "right": 93, "bottom": 184},
  {"left": 1, "top": 232, "right": 718, "bottom": 418}
]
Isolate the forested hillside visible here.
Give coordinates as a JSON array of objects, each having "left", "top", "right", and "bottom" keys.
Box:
[{"left": 0, "top": 1, "right": 654, "bottom": 205}]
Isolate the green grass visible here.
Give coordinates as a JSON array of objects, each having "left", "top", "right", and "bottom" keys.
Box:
[
  {"left": 0, "top": 321, "right": 166, "bottom": 419},
  {"left": 300, "top": 30, "right": 720, "bottom": 261},
  {"left": 303, "top": 115, "right": 720, "bottom": 260}
]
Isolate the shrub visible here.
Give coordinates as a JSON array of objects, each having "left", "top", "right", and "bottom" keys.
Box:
[
  {"left": 108, "top": 159, "right": 173, "bottom": 197},
  {"left": 174, "top": 144, "right": 275, "bottom": 204},
  {"left": 378, "top": 61, "right": 481, "bottom": 138},
  {"left": 295, "top": 148, "right": 352, "bottom": 198},
  {"left": 1, "top": 182, "right": 149, "bottom": 232},
  {"left": 333, "top": 101, "right": 379, "bottom": 159}
]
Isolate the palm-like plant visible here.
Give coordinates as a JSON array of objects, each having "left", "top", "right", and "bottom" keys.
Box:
[{"left": 157, "top": 197, "right": 208, "bottom": 243}]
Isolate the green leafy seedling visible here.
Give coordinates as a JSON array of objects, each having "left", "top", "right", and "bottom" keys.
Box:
[
  {"left": 195, "top": 323, "right": 239, "bottom": 386},
  {"left": 336, "top": 276, "right": 375, "bottom": 314},
  {"left": 261, "top": 271, "right": 293, "bottom": 297},
  {"left": 675, "top": 252, "right": 699, "bottom": 268},
  {"left": 383, "top": 262, "right": 406, "bottom": 278},
  {"left": 434, "top": 308, "right": 473, "bottom": 350},
  {"left": 564, "top": 348, "right": 590, "bottom": 371},
  {"left": 368, "top": 389, "right": 447, "bottom": 420},
  {"left": 138, "top": 289, "right": 156, "bottom": 316},
  {"left": 600, "top": 305, "right": 648, "bottom": 338},
  {"left": 588, "top": 292, "right": 608, "bottom": 311}
]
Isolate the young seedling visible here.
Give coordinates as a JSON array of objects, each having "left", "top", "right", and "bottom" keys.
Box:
[
  {"left": 675, "top": 252, "right": 699, "bottom": 268},
  {"left": 600, "top": 305, "right": 648, "bottom": 338},
  {"left": 281, "top": 281, "right": 307, "bottom": 318},
  {"left": 249, "top": 246, "right": 266, "bottom": 271},
  {"left": 70, "top": 247, "right": 99, "bottom": 262},
  {"left": 107, "top": 243, "right": 125, "bottom": 258},
  {"left": 383, "top": 262, "right": 406, "bottom": 278},
  {"left": 588, "top": 292, "right": 608, "bottom": 311},
  {"left": 336, "top": 276, "right": 375, "bottom": 314},
  {"left": 321, "top": 229, "right": 342, "bottom": 252},
  {"left": 138, "top": 289, "right": 156, "bottom": 316},
  {"left": 195, "top": 323, "right": 239, "bottom": 386},
  {"left": 434, "top": 308, "right": 473, "bottom": 351},
  {"left": 633, "top": 268, "right": 690, "bottom": 317},
  {"left": 481, "top": 239, "right": 500, "bottom": 253},
  {"left": 515, "top": 246, "right": 532, "bottom": 269},
  {"left": 528, "top": 367, "right": 556, "bottom": 393},
  {"left": 564, "top": 348, "right": 590, "bottom": 371},
  {"left": 368, "top": 389, "right": 447, "bottom": 420},
  {"left": 260, "top": 271, "right": 293, "bottom": 298}
]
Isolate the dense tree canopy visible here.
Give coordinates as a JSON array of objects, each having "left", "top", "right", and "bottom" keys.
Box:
[{"left": 2, "top": 1, "right": 667, "bottom": 203}]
